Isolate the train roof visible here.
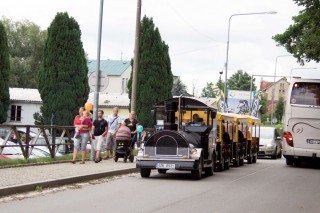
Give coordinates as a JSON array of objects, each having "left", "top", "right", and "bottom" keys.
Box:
[{"left": 154, "top": 96, "right": 217, "bottom": 111}]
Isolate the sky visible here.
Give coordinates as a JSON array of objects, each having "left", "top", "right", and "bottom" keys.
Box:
[{"left": 1, "top": 0, "right": 320, "bottom": 95}]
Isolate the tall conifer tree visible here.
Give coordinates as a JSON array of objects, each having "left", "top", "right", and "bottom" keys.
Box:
[
  {"left": 38, "top": 12, "right": 89, "bottom": 126},
  {"left": 128, "top": 16, "right": 173, "bottom": 128},
  {"left": 0, "top": 21, "right": 10, "bottom": 123}
]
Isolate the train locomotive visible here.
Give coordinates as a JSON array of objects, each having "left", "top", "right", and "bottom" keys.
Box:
[{"left": 136, "top": 97, "right": 217, "bottom": 180}]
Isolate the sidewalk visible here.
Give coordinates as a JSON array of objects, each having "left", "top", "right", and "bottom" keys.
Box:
[{"left": 0, "top": 159, "right": 138, "bottom": 197}]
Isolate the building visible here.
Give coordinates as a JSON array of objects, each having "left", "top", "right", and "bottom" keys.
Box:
[
  {"left": 260, "top": 77, "right": 290, "bottom": 114},
  {"left": 87, "top": 60, "right": 131, "bottom": 94},
  {"left": 5, "top": 88, "right": 42, "bottom": 126}
]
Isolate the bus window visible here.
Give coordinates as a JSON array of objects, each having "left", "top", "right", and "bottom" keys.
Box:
[{"left": 290, "top": 82, "right": 320, "bottom": 106}]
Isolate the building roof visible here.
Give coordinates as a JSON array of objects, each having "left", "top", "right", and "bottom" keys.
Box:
[
  {"left": 87, "top": 60, "right": 131, "bottom": 76},
  {"left": 9, "top": 88, "right": 42, "bottom": 103},
  {"left": 260, "top": 77, "right": 288, "bottom": 91},
  {"left": 87, "top": 92, "right": 130, "bottom": 107}
]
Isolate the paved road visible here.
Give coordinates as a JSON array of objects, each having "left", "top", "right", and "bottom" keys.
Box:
[{"left": 1, "top": 158, "right": 320, "bottom": 213}]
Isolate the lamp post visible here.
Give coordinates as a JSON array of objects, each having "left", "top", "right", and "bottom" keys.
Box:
[
  {"left": 224, "top": 11, "right": 277, "bottom": 106},
  {"left": 271, "top": 55, "right": 292, "bottom": 126}
]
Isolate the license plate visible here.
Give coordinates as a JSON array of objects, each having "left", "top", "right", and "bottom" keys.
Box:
[
  {"left": 156, "top": 163, "right": 175, "bottom": 169},
  {"left": 306, "top": 139, "right": 320, "bottom": 144}
]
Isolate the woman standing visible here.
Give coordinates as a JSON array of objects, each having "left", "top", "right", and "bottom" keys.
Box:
[
  {"left": 72, "top": 108, "right": 92, "bottom": 164},
  {"left": 123, "top": 111, "right": 139, "bottom": 150}
]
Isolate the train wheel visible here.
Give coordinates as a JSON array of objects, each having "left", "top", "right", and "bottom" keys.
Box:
[
  {"left": 205, "top": 160, "right": 215, "bottom": 176},
  {"left": 129, "top": 155, "right": 134, "bottom": 163},
  {"left": 191, "top": 157, "right": 203, "bottom": 180},
  {"left": 233, "top": 158, "right": 239, "bottom": 167},
  {"left": 239, "top": 157, "right": 244, "bottom": 166},
  {"left": 224, "top": 159, "right": 230, "bottom": 170},
  {"left": 140, "top": 168, "right": 151, "bottom": 178},
  {"left": 158, "top": 169, "right": 167, "bottom": 174},
  {"left": 252, "top": 156, "right": 257, "bottom": 163}
]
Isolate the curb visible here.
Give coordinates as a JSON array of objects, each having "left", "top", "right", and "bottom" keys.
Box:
[{"left": 0, "top": 167, "right": 139, "bottom": 198}]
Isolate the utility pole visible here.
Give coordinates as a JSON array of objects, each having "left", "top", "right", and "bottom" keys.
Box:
[
  {"left": 131, "top": 0, "right": 142, "bottom": 112},
  {"left": 93, "top": 0, "right": 104, "bottom": 120}
]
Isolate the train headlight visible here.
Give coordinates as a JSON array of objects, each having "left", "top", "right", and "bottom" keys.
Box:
[{"left": 190, "top": 148, "right": 197, "bottom": 155}]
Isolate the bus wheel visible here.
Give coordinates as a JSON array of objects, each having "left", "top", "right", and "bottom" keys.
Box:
[
  {"left": 140, "top": 168, "right": 151, "bottom": 178},
  {"left": 286, "top": 158, "right": 294, "bottom": 166}
]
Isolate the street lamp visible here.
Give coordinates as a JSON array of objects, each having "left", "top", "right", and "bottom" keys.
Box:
[{"left": 224, "top": 11, "right": 277, "bottom": 107}]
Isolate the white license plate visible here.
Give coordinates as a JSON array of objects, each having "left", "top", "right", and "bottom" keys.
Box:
[
  {"left": 156, "top": 163, "right": 175, "bottom": 169},
  {"left": 306, "top": 139, "right": 320, "bottom": 144}
]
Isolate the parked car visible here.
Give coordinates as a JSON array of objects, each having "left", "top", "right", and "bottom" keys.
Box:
[{"left": 258, "top": 127, "right": 282, "bottom": 159}]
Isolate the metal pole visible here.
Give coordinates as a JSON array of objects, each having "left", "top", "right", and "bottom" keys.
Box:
[
  {"left": 93, "top": 0, "right": 104, "bottom": 121},
  {"left": 271, "top": 55, "right": 292, "bottom": 126},
  {"left": 249, "top": 74, "right": 253, "bottom": 114},
  {"left": 131, "top": 0, "right": 142, "bottom": 112},
  {"left": 224, "top": 11, "right": 276, "bottom": 107}
]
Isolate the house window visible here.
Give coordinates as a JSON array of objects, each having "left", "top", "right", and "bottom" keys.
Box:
[
  {"left": 122, "top": 78, "right": 125, "bottom": 93},
  {"left": 11, "top": 105, "right": 22, "bottom": 121},
  {"left": 125, "top": 78, "right": 128, "bottom": 93}
]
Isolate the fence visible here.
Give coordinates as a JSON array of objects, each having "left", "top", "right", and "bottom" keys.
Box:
[{"left": 0, "top": 124, "right": 75, "bottom": 160}]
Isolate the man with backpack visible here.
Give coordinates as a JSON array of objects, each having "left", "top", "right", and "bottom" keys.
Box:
[{"left": 92, "top": 110, "right": 108, "bottom": 163}]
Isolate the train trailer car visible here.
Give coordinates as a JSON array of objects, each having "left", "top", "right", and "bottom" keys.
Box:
[{"left": 136, "top": 97, "right": 218, "bottom": 180}]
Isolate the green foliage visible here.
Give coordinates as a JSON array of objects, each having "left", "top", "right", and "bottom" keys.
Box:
[
  {"left": 128, "top": 16, "right": 173, "bottom": 128},
  {"left": 217, "top": 78, "right": 225, "bottom": 92},
  {"left": 0, "top": 21, "right": 10, "bottom": 123},
  {"left": 273, "top": 0, "right": 320, "bottom": 64},
  {"left": 172, "top": 78, "right": 189, "bottom": 96},
  {"left": 38, "top": 12, "right": 89, "bottom": 126},
  {"left": 201, "top": 82, "right": 215, "bottom": 97},
  {"left": 260, "top": 95, "right": 267, "bottom": 114},
  {"left": 275, "top": 96, "right": 285, "bottom": 124},
  {"left": 1, "top": 17, "right": 46, "bottom": 88},
  {"left": 228, "top": 70, "right": 256, "bottom": 91}
]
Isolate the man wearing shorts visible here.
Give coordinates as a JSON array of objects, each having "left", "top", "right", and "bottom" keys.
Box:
[
  {"left": 92, "top": 110, "right": 108, "bottom": 163},
  {"left": 105, "top": 107, "right": 121, "bottom": 159}
]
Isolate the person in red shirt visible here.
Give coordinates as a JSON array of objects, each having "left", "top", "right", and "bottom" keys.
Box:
[{"left": 72, "top": 108, "right": 92, "bottom": 164}]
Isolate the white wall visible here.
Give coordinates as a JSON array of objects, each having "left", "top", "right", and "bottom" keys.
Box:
[
  {"left": 6, "top": 102, "right": 41, "bottom": 126},
  {"left": 105, "top": 67, "right": 131, "bottom": 94}
]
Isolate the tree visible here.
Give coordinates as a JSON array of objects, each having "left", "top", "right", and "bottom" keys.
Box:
[
  {"left": 228, "top": 70, "right": 256, "bottom": 91},
  {"left": 38, "top": 12, "right": 89, "bottom": 126},
  {"left": 201, "top": 82, "right": 215, "bottom": 97},
  {"left": 1, "top": 17, "right": 46, "bottom": 88},
  {"left": 275, "top": 96, "right": 285, "bottom": 124},
  {"left": 172, "top": 78, "right": 189, "bottom": 96},
  {"left": 0, "top": 21, "right": 10, "bottom": 123},
  {"left": 273, "top": 1, "right": 320, "bottom": 65},
  {"left": 128, "top": 16, "right": 173, "bottom": 128}
]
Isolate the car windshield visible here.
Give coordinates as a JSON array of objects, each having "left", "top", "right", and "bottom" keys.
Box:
[{"left": 260, "top": 128, "right": 274, "bottom": 139}]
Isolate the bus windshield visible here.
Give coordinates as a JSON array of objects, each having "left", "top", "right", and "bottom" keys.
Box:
[{"left": 290, "top": 82, "right": 320, "bottom": 106}]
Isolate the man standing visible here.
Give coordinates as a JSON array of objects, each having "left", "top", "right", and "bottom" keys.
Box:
[
  {"left": 92, "top": 110, "right": 108, "bottom": 163},
  {"left": 105, "top": 107, "right": 121, "bottom": 159}
]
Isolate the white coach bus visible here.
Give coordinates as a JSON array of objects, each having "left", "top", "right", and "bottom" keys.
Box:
[{"left": 282, "top": 78, "right": 320, "bottom": 165}]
